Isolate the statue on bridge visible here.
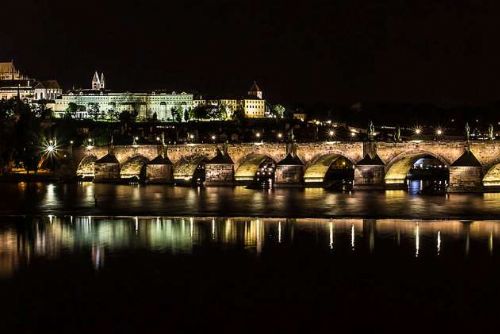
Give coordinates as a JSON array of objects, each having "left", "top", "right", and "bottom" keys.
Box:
[
  {"left": 394, "top": 127, "right": 401, "bottom": 142},
  {"left": 465, "top": 122, "right": 470, "bottom": 142},
  {"left": 368, "top": 121, "right": 375, "bottom": 141},
  {"left": 489, "top": 124, "right": 495, "bottom": 141}
]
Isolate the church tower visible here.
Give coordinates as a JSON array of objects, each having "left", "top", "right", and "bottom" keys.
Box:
[
  {"left": 100, "top": 73, "right": 105, "bottom": 89},
  {"left": 92, "top": 71, "right": 101, "bottom": 90},
  {"left": 248, "top": 81, "right": 263, "bottom": 99}
]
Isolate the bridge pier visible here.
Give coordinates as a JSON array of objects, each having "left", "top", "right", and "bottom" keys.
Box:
[
  {"left": 94, "top": 153, "right": 121, "bottom": 183},
  {"left": 146, "top": 155, "right": 173, "bottom": 184},
  {"left": 204, "top": 149, "right": 235, "bottom": 186},
  {"left": 448, "top": 150, "right": 484, "bottom": 192},
  {"left": 353, "top": 154, "right": 386, "bottom": 190},
  {"left": 274, "top": 153, "right": 304, "bottom": 187}
]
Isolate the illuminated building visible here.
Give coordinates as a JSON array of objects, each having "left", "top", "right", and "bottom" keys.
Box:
[
  {"left": 193, "top": 81, "right": 268, "bottom": 119},
  {"left": 0, "top": 60, "right": 62, "bottom": 102},
  {"left": 53, "top": 72, "right": 194, "bottom": 121}
]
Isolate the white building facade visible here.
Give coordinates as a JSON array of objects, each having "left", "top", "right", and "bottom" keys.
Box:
[{"left": 53, "top": 72, "right": 193, "bottom": 121}]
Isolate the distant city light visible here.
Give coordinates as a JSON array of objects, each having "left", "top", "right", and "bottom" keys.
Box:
[
  {"left": 350, "top": 131, "right": 356, "bottom": 137},
  {"left": 256, "top": 132, "right": 261, "bottom": 138},
  {"left": 277, "top": 133, "right": 283, "bottom": 139},
  {"left": 189, "top": 134, "right": 195, "bottom": 139},
  {"left": 329, "top": 130, "right": 335, "bottom": 136},
  {"left": 156, "top": 136, "right": 161, "bottom": 141}
]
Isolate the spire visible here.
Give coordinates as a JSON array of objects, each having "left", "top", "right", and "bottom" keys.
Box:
[
  {"left": 92, "top": 71, "right": 100, "bottom": 90},
  {"left": 100, "top": 73, "right": 105, "bottom": 89}
]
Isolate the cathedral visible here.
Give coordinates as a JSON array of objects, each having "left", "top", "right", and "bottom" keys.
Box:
[{"left": 91, "top": 71, "right": 106, "bottom": 90}]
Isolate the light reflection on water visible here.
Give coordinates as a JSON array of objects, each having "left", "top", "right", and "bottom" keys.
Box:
[
  {"left": 6, "top": 182, "right": 500, "bottom": 219},
  {"left": 1, "top": 216, "right": 500, "bottom": 278}
]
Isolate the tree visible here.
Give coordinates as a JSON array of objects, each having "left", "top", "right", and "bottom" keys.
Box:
[
  {"left": 207, "top": 106, "right": 222, "bottom": 120},
  {"left": 88, "top": 103, "right": 100, "bottom": 120},
  {"left": 65, "top": 102, "right": 79, "bottom": 119},
  {"left": 107, "top": 108, "right": 120, "bottom": 121},
  {"left": 233, "top": 106, "right": 246, "bottom": 123},
  {"left": 151, "top": 112, "right": 158, "bottom": 122},
  {"left": 218, "top": 104, "right": 228, "bottom": 120},
  {"left": 272, "top": 104, "right": 286, "bottom": 119},
  {"left": 192, "top": 105, "right": 209, "bottom": 120},
  {"left": 184, "top": 109, "right": 191, "bottom": 122},
  {"left": 119, "top": 110, "right": 137, "bottom": 124},
  {"left": 170, "top": 106, "right": 183, "bottom": 122}
]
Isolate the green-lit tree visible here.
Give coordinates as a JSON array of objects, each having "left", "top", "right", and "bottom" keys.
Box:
[
  {"left": 88, "top": 103, "right": 100, "bottom": 120},
  {"left": 170, "top": 106, "right": 183, "bottom": 122},
  {"left": 271, "top": 104, "right": 286, "bottom": 119}
]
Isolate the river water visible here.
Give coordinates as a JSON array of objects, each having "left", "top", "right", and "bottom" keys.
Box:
[
  {"left": 2, "top": 182, "right": 500, "bottom": 219},
  {"left": 2, "top": 183, "right": 500, "bottom": 333}
]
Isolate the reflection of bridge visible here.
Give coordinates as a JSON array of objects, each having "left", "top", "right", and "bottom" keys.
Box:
[{"left": 73, "top": 141, "right": 500, "bottom": 192}]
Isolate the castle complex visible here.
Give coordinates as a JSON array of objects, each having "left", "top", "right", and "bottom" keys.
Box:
[
  {"left": 0, "top": 60, "right": 269, "bottom": 120},
  {"left": 0, "top": 61, "right": 62, "bottom": 102}
]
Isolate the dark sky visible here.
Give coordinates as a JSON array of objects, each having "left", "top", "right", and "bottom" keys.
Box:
[{"left": 2, "top": 0, "right": 500, "bottom": 104}]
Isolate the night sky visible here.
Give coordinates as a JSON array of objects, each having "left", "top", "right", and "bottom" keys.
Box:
[{"left": 3, "top": 0, "right": 500, "bottom": 105}]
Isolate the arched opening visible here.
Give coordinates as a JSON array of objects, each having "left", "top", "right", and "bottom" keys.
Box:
[
  {"left": 254, "top": 157, "right": 276, "bottom": 188},
  {"left": 483, "top": 163, "right": 500, "bottom": 189},
  {"left": 120, "top": 156, "right": 149, "bottom": 183},
  {"left": 235, "top": 154, "right": 276, "bottom": 187},
  {"left": 76, "top": 155, "right": 97, "bottom": 180},
  {"left": 304, "top": 154, "right": 354, "bottom": 190},
  {"left": 386, "top": 153, "right": 449, "bottom": 194}
]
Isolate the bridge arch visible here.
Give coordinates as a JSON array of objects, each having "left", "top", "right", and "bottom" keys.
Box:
[
  {"left": 235, "top": 154, "right": 276, "bottom": 183},
  {"left": 483, "top": 161, "right": 500, "bottom": 187},
  {"left": 173, "top": 154, "right": 208, "bottom": 185},
  {"left": 385, "top": 151, "right": 449, "bottom": 185},
  {"left": 76, "top": 155, "right": 97, "bottom": 179},
  {"left": 120, "top": 155, "right": 149, "bottom": 181},
  {"left": 304, "top": 153, "right": 355, "bottom": 187}
]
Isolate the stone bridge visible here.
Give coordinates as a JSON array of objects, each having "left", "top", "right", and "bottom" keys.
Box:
[{"left": 71, "top": 141, "right": 500, "bottom": 192}]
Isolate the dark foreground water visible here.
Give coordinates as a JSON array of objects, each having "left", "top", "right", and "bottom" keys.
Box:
[
  {"left": 2, "top": 183, "right": 500, "bottom": 333},
  {"left": 1, "top": 216, "right": 500, "bottom": 333}
]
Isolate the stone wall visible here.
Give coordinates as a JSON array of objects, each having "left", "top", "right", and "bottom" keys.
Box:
[
  {"left": 449, "top": 166, "right": 484, "bottom": 192},
  {"left": 146, "top": 165, "right": 173, "bottom": 184},
  {"left": 275, "top": 165, "right": 304, "bottom": 185},
  {"left": 205, "top": 164, "right": 234, "bottom": 185}
]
